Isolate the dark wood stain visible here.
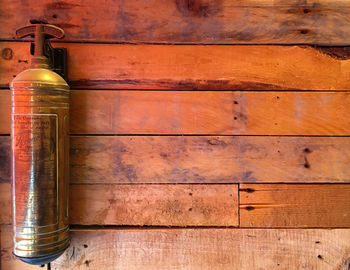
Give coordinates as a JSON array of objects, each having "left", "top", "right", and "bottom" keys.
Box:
[
  {"left": 315, "top": 47, "right": 350, "bottom": 60},
  {"left": 341, "top": 258, "right": 350, "bottom": 270},
  {"left": 45, "top": 1, "right": 80, "bottom": 9},
  {"left": 68, "top": 79, "right": 297, "bottom": 90},
  {"left": 175, "top": 0, "right": 222, "bottom": 18},
  {"left": 299, "top": 29, "right": 310, "bottom": 35},
  {"left": 109, "top": 142, "right": 137, "bottom": 182},
  {"left": 304, "top": 157, "right": 310, "bottom": 169},
  {"left": 0, "top": 137, "right": 10, "bottom": 183},
  {"left": 245, "top": 206, "right": 255, "bottom": 211},
  {"left": 222, "top": 31, "right": 257, "bottom": 42},
  {"left": 239, "top": 188, "right": 255, "bottom": 193}
]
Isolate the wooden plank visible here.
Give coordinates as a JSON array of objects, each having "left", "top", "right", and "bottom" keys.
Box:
[
  {"left": 4, "top": 227, "right": 350, "bottom": 270},
  {"left": 3, "top": 0, "right": 350, "bottom": 45},
  {"left": 3, "top": 226, "right": 350, "bottom": 270},
  {"left": 66, "top": 136, "right": 350, "bottom": 184},
  {"left": 1, "top": 227, "right": 38, "bottom": 270},
  {"left": 0, "top": 90, "right": 10, "bottom": 134},
  {"left": 0, "top": 183, "right": 11, "bottom": 225},
  {"left": 70, "top": 184, "right": 238, "bottom": 226},
  {"left": 2, "top": 135, "right": 350, "bottom": 184},
  {"left": 3, "top": 183, "right": 350, "bottom": 227},
  {"left": 0, "top": 137, "right": 10, "bottom": 183},
  {"left": 240, "top": 184, "right": 350, "bottom": 227},
  {"left": 1, "top": 90, "right": 350, "bottom": 135},
  {"left": 2, "top": 42, "right": 350, "bottom": 90},
  {"left": 50, "top": 228, "right": 350, "bottom": 269},
  {"left": 0, "top": 183, "right": 238, "bottom": 226}
]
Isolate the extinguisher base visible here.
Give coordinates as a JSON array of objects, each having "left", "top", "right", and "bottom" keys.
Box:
[{"left": 15, "top": 250, "right": 66, "bottom": 265}]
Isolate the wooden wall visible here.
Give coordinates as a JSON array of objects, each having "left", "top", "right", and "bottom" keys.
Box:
[{"left": 1, "top": 0, "right": 350, "bottom": 269}]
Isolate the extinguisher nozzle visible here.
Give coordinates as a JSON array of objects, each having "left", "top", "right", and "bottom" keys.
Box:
[{"left": 16, "top": 251, "right": 65, "bottom": 265}]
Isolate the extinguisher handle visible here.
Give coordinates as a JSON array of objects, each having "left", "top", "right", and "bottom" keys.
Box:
[
  {"left": 15, "top": 22, "right": 67, "bottom": 79},
  {"left": 16, "top": 24, "right": 65, "bottom": 40}
]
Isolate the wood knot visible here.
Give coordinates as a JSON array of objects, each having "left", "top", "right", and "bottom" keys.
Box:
[
  {"left": 239, "top": 188, "right": 255, "bottom": 193},
  {"left": 299, "top": 29, "right": 310, "bottom": 34},
  {"left": 207, "top": 138, "right": 223, "bottom": 145},
  {"left": 303, "top": 148, "right": 312, "bottom": 153},
  {"left": 2, "top": 48, "right": 13, "bottom": 60}
]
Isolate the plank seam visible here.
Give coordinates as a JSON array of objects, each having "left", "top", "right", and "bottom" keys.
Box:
[
  {"left": 5, "top": 134, "right": 350, "bottom": 137},
  {"left": 68, "top": 183, "right": 350, "bottom": 186},
  {"left": 2, "top": 39, "right": 350, "bottom": 46},
  {"left": 68, "top": 225, "right": 350, "bottom": 230},
  {"left": 4, "top": 88, "right": 350, "bottom": 92},
  {"left": 238, "top": 183, "right": 241, "bottom": 227}
]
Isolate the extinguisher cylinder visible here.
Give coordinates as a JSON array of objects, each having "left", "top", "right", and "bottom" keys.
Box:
[{"left": 11, "top": 68, "right": 70, "bottom": 265}]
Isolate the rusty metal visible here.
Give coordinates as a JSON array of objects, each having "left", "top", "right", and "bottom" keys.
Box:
[{"left": 11, "top": 21, "right": 70, "bottom": 265}]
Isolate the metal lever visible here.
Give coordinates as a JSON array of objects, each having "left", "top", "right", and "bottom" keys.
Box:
[{"left": 16, "top": 20, "right": 67, "bottom": 80}]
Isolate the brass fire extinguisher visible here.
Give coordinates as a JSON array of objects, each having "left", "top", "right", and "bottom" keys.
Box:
[{"left": 11, "top": 21, "right": 70, "bottom": 265}]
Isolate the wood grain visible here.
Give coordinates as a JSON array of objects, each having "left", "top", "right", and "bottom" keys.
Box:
[
  {"left": 49, "top": 228, "right": 350, "bottom": 270},
  {"left": 68, "top": 136, "right": 350, "bottom": 184},
  {"left": 0, "top": 183, "right": 238, "bottom": 226},
  {"left": 2, "top": 135, "right": 350, "bottom": 184},
  {"left": 1, "top": 90, "right": 350, "bottom": 135},
  {"left": 2, "top": 42, "right": 350, "bottom": 90},
  {"left": 2, "top": 183, "right": 350, "bottom": 227},
  {"left": 0, "top": 90, "right": 10, "bottom": 134},
  {"left": 2, "top": 0, "right": 350, "bottom": 44},
  {"left": 2, "top": 226, "right": 350, "bottom": 270},
  {"left": 0, "top": 184, "right": 11, "bottom": 224},
  {"left": 240, "top": 184, "right": 350, "bottom": 227}
]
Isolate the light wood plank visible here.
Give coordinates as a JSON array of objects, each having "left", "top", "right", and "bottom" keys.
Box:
[
  {"left": 1, "top": 90, "right": 350, "bottom": 135},
  {"left": 3, "top": 227, "right": 350, "bottom": 270},
  {"left": 2, "top": 136, "right": 350, "bottom": 184},
  {"left": 3, "top": 226, "right": 350, "bottom": 270},
  {"left": 0, "top": 183, "right": 238, "bottom": 226},
  {"left": 240, "top": 184, "right": 350, "bottom": 227},
  {"left": 71, "top": 184, "right": 238, "bottom": 226},
  {"left": 2, "top": 42, "right": 350, "bottom": 90},
  {"left": 2, "top": 0, "right": 350, "bottom": 44},
  {"left": 3, "top": 183, "right": 350, "bottom": 227},
  {"left": 51, "top": 228, "right": 350, "bottom": 270}
]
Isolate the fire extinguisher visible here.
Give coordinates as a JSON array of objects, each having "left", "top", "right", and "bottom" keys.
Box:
[{"left": 10, "top": 21, "right": 70, "bottom": 265}]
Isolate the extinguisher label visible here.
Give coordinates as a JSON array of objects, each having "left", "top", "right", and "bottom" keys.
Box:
[{"left": 13, "top": 114, "right": 58, "bottom": 228}]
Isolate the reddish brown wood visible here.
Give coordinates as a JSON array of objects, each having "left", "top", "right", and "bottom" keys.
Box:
[
  {"left": 1, "top": 90, "right": 350, "bottom": 135},
  {"left": 2, "top": 42, "right": 350, "bottom": 90},
  {"left": 2, "top": 0, "right": 350, "bottom": 44},
  {"left": 0, "top": 91, "right": 10, "bottom": 134},
  {"left": 240, "top": 184, "right": 350, "bottom": 227}
]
